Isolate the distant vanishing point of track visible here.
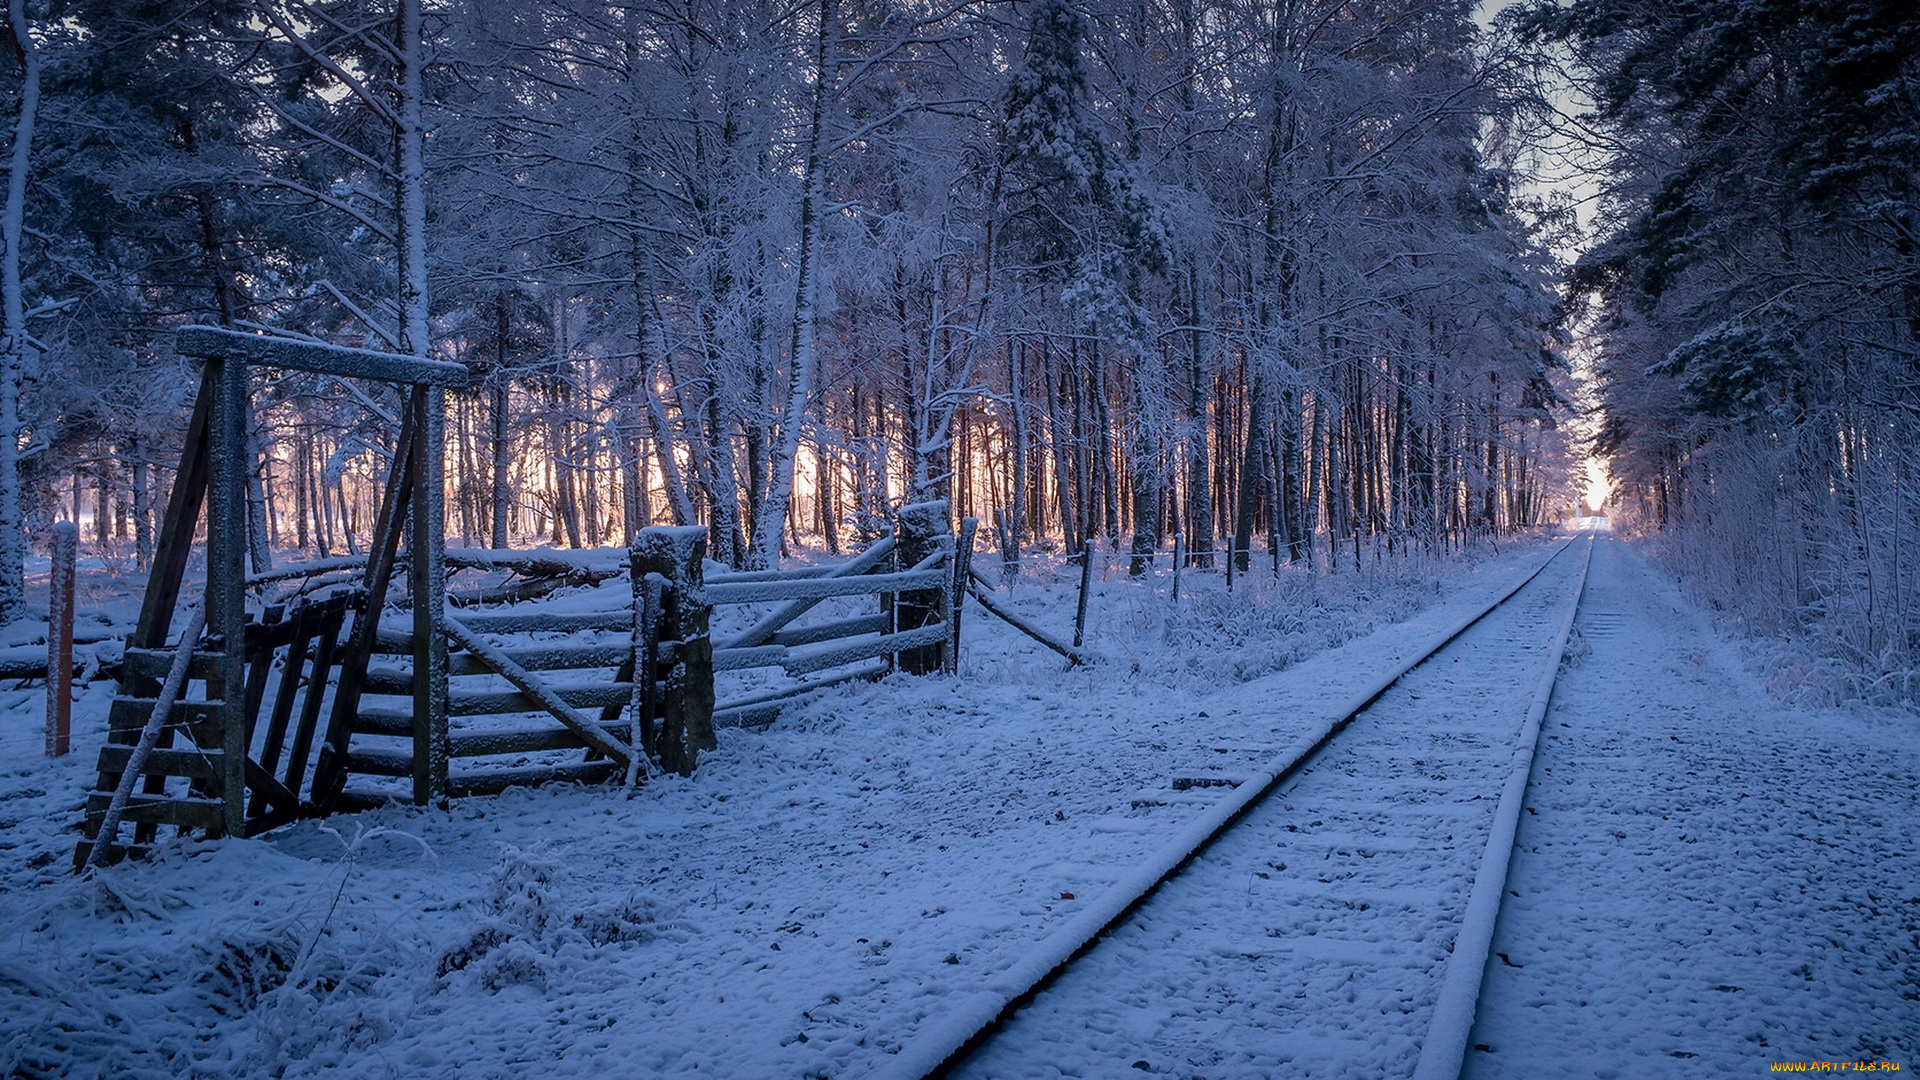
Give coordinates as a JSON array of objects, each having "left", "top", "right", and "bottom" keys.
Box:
[{"left": 875, "top": 531, "right": 1595, "bottom": 1080}]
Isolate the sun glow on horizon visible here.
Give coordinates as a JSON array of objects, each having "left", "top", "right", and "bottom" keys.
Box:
[{"left": 1583, "top": 457, "right": 1612, "bottom": 515}]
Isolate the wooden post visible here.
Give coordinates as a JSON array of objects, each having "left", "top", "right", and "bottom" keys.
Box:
[
  {"left": 45, "top": 521, "right": 74, "bottom": 757},
  {"left": 632, "top": 526, "right": 713, "bottom": 775},
  {"left": 311, "top": 401, "right": 416, "bottom": 811},
  {"left": 948, "top": 516, "right": 978, "bottom": 675},
  {"left": 630, "top": 571, "right": 665, "bottom": 785},
  {"left": 1073, "top": 539, "right": 1093, "bottom": 648},
  {"left": 894, "top": 500, "right": 951, "bottom": 675},
  {"left": 1172, "top": 532, "right": 1185, "bottom": 604},
  {"left": 206, "top": 354, "right": 250, "bottom": 840},
  {"left": 410, "top": 385, "right": 450, "bottom": 804}
]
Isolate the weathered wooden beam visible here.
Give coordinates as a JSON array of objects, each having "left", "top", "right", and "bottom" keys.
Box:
[
  {"left": 702, "top": 566, "right": 944, "bottom": 606},
  {"left": 948, "top": 516, "right": 978, "bottom": 675},
  {"left": 311, "top": 398, "right": 417, "bottom": 811},
  {"left": 965, "top": 578, "right": 1088, "bottom": 668},
  {"left": 207, "top": 353, "right": 249, "bottom": 841},
  {"left": 784, "top": 623, "right": 949, "bottom": 676},
  {"left": 711, "top": 661, "right": 889, "bottom": 729},
  {"left": 176, "top": 325, "right": 470, "bottom": 387},
  {"left": 411, "top": 385, "right": 450, "bottom": 804},
  {"left": 765, "top": 613, "right": 889, "bottom": 649},
  {"left": 893, "top": 500, "right": 952, "bottom": 675},
  {"left": 447, "top": 683, "right": 635, "bottom": 716},
  {"left": 632, "top": 527, "right": 714, "bottom": 775},
  {"left": 441, "top": 614, "right": 632, "bottom": 769},
  {"left": 718, "top": 534, "right": 895, "bottom": 650}
]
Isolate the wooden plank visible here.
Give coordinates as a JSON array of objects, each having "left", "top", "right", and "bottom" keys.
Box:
[
  {"left": 718, "top": 535, "right": 895, "bottom": 649},
  {"left": 445, "top": 610, "right": 629, "bottom": 635},
  {"left": 447, "top": 724, "right": 633, "bottom": 758},
  {"left": 712, "top": 645, "right": 787, "bottom": 672},
  {"left": 785, "top": 623, "right": 949, "bottom": 676},
  {"left": 120, "top": 647, "right": 224, "bottom": 683},
  {"left": 365, "top": 641, "right": 632, "bottom": 680},
  {"left": 248, "top": 603, "right": 321, "bottom": 814},
  {"left": 354, "top": 708, "right": 414, "bottom": 737},
  {"left": 448, "top": 762, "right": 618, "bottom": 798},
  {"left": 93, "top": 745, "right": 223, "bottom": 781},
  {"left": 765, "top": 613, "right": 889, "bottom": 649},
  {"left": 128, "top": 365, "right": 215, "bottom": 666},
  {"left": 702, "top": 567, "right": 944, "bottom": 606},
  {"left": 85, "top": 794, "right": 224, "bottom": 830},
  {"left": 311, "top": 398, "right": 415, "bottom": 811},
  {"left": 279, "top": 599, "right": 350, "bottom": 806},
  {"left": 704, "top": 565, "right": 835, "bottom": 585},
  {"left": 411, "top": 384, "right": 450, "bottom": 805},
  {"left": 442, "top": 615, "right": 632, "bottom": 769},
  {"left": 109, "top": 696, "right": 224, "bottom": 730},
  {"left": 243, "top": 759, "right": 300, "bottom": 817},
  {"left": 345, "top": 747, "right": 413, "bottom": 777},
  {"left": 711, "top": 661, "right": 889, "bottom": 728},
  {"left": 208, "top": 353, "right": 250, "bottom": 839},
  {"left": 448, "top": 683, "right": 635, "bottom": 716},
  {"left": 176, "top": 325, "right": 471, "bottom": 387},
  {"left": 948, "top": 516, "right": 978, "bottom": 675}
]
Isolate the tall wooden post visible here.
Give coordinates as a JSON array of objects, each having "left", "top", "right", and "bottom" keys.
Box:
[
  {"left": 44, "top": 520, "right": 74, "bottom": 757},
  {"left": 895, "top": 500, "right": 952, "bottom": 675},
  {"left": 632, "top": 526, "right": 713, "bottom": 775},
  {"left": 948, "top": 516, "right": 978, "bottom": 676},
  {"left": 410, "top": 385, "right": 450, "bottom": 804},
  {"left": 206, "top": 354, "right": 249, "bottom": 840}
]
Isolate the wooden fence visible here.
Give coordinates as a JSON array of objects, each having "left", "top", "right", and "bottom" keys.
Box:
[
  {"left": 319, "top": 501, "right": 972, "bottom": 810},
  {"left": 77, "top": 488, "right": 973, "bottom": 865}
]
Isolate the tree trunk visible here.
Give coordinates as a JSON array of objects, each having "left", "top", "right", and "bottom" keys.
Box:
[
  {"left": 751, "top": 0, "right": 834, "bottom": 569},
  {"left": 0, "top": 0, "right": 40, "bottom": 622}
]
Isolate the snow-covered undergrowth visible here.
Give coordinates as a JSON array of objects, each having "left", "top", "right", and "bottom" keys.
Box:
[
  {"left": 1632, "top": 525, "right": 1920, "bottom": 710},
  {"left": 0, "top": 532, "right": 1541, "bottom": 1079}
]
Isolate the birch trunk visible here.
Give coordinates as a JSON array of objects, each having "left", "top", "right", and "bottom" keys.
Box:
[
  {"left": 396, "top": 0, "right": 429, "bottom": 364},
  {"left": 752, "top": 0, "right": 835, "bottom": 569},
  {"left": 0, "top": 0, "right": 38, "bottom": 623}
]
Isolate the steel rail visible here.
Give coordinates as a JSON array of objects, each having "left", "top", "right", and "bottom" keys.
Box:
[{"left": 873, "top": 532, "right": 1588, "bottom": 1080}]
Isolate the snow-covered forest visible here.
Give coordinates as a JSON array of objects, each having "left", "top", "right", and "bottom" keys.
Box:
[
  {"left": 0, "top": 0, "right": 1913, "bottom": 681},
  {"left": 1535, "top": 0, "right": 1920, "bottom": 704},
  {"left": 4, "top": 3, "right": 1920, "bottom": 1077},
  {"left": 0, "top": 0, "right": 1571, "bottom": 575}
]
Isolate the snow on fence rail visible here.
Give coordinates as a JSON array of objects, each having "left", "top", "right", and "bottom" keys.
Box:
[{"left": 321, "top": 501, "right": 972, "bottom": 809}]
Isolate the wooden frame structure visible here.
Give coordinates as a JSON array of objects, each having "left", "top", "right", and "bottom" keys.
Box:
[
  {"left": 77, "top": 328, "right": 977, "bottom": 864},
  {"left": 78, "top": 327, "right": 467, "bottom": 865}
]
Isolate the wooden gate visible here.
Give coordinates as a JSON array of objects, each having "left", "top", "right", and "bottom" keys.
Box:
[{"left": 78, "top": 327, "right": 468, "bottom": 867}]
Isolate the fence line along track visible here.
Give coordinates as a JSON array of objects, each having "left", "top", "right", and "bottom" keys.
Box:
[{"left": 875, "top": 530, "right": 1595, "bottom": 1080}]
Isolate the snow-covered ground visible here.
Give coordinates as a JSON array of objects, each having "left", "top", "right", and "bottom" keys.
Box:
[
  {"left": 1465, "top": 537, "right": 1920, "bottom": 1076},
  {"left": 1, "top": 525, "right": 1913, "bottom": 1078}
]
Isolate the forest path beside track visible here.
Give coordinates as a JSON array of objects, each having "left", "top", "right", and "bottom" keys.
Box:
[
  {"left": 1464, "top": 537, "right": 1920, "bottom": 1077},
  {"left": 931, "top": 536, "right": 1593, "bottom": 1079}
]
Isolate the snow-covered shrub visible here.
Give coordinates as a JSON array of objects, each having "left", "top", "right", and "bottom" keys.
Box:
[{"left": 436, "top": 844, "right": 682, "bottom": 996}]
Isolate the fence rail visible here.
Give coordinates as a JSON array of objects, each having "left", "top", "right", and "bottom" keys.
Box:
[{"left": 315, "top": 500, "right": 969, "bottom": 809}]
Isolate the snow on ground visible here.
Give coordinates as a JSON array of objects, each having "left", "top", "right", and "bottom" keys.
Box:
[
  {"left": 0, "top": 527, "right": 1913, "bottom": 1078},
  {"left": 1465, "top": 536, "right": 1920, "bottom": 1076},
  {"left": 947, "top": 535, "right": 1593, "bottom": 1079}
]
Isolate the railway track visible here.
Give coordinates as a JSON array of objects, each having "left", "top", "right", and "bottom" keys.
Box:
[{"left": 877, "top": 530, "right": 1595, "bottom": 1080}]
